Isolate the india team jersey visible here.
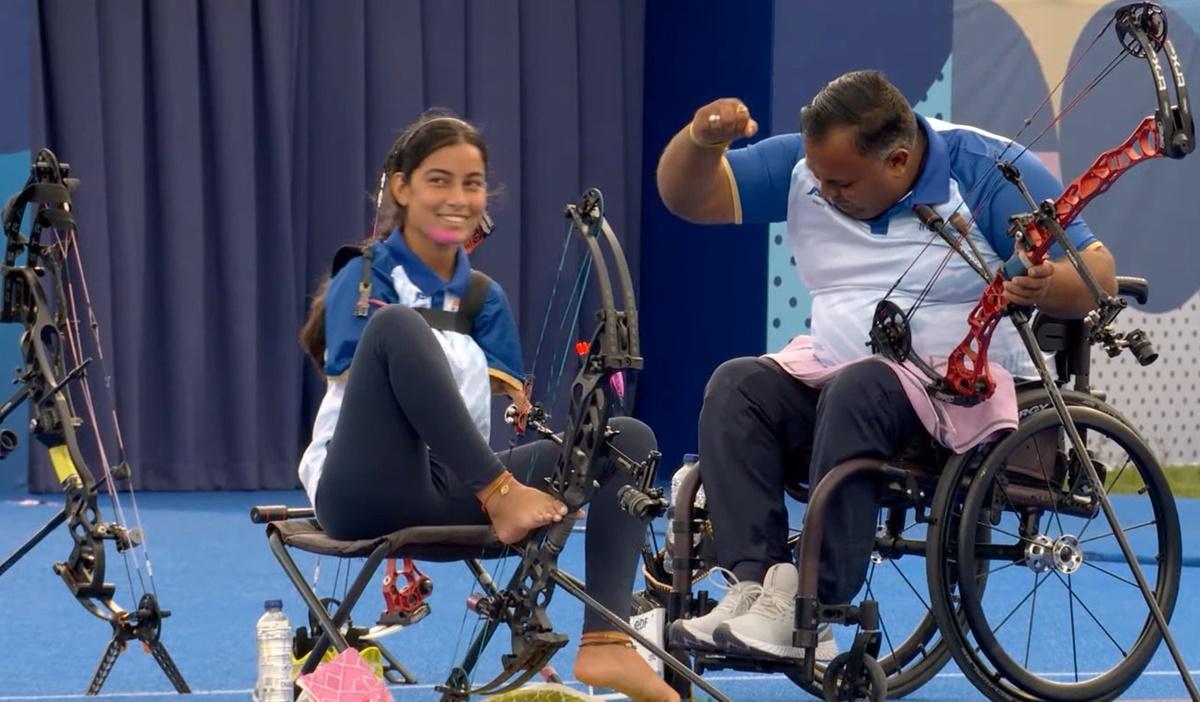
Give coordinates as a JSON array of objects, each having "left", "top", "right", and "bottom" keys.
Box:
[
  {"left": 298, "top": 230, "right": 524, "bottom": 506},
  {"left": 726, "top": 114, "right": 1099, "bottom": 378}
]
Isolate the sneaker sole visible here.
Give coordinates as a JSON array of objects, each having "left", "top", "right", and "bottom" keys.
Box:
[
  {"left": 668, "top": 619, "right": 719, "bottom": 650},
  {"left": 712, "top": 623, "right": 803, "bottom": 660}
]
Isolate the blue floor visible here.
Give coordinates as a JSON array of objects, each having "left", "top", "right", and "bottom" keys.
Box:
[{"left": 1, "top": 489, "right": 1198, "bottom": 701}]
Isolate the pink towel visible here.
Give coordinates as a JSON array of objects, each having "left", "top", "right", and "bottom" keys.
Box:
[
  {"left": 763, "top": 336, "right": 1018, "bottom": 453},
  {"left": 296, "top": 648, "right": 394, "bottom": 702}
]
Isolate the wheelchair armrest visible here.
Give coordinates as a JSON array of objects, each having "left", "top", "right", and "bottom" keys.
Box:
[
  {"left": 250, "top": 504, "right": 315, "bottom": 523},
  {"left": 1116, "top": 276, "right": 1148, "bottom": 305}
]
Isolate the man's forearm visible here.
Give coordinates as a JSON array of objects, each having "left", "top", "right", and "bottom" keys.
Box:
[{"left": 1039, "top": 246, "right": 1117, "bottom": 318}]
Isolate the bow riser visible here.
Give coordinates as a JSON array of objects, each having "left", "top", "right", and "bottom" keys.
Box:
[
  {"left": 943, "top": 282, "right": 1007, "bottom": 399},
  {"left": 939, "top": 3, "right": 1194, "bottom": 405}
]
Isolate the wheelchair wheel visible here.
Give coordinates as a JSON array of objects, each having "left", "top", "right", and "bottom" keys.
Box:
[
  {"left": 823, "top": 652, "right": 888, "bottom": 702},
  {"left": 782, "top": 515, "right": 952, "bottom": 698},
  {"left": 956, "top": 403, "right": 1180, "bottom": 701},
  {"left": 927, "top": 444, "right": 1038, "bottom": 702}
]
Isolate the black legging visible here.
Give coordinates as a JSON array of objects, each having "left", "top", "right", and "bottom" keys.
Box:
[{"left": 315, "top": 304, "right": 652, "bottom": 631}]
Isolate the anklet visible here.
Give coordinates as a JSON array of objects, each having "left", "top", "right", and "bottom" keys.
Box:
[
  {"left": 579, "top": 632, "right": 634, "bottom": 648},
  {"left": 479, "top": 471, "right": 514, "bottom": 513}
]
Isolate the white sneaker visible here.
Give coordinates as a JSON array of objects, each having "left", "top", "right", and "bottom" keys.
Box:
[
  {"left": 814, "top": 622, "right": 839, "bottom": 663},
  {"left": 713, "top": 562, "right": 803, "bottom": 659},
  {"left": 669, "top": 569, "right": 763, "bottom": 649}
]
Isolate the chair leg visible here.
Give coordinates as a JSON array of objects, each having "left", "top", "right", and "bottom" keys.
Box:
[{"left": 297, "top": 541, "right": 393, "bottom": 676}]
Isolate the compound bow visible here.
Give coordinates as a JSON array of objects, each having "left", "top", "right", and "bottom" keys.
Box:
[
  {"left": 434, "top": 189, "right": 732, "bottom": 702},
  {"left": 869, "top": 1, "right": 1192, "bottom": 405},
  {"left": 0, "top": 149, "right": 188, "bottom": 694},
  {"left": 870, "top": 4, "right": 1198, "bottom": 697}
]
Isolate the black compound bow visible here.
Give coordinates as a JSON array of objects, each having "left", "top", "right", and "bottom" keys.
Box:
[
  {"left": 435, "top": 189, "right": 732, "bottom": 702},
  {"left": 0, "top": 149, "right": 188, "bottom": 694}
]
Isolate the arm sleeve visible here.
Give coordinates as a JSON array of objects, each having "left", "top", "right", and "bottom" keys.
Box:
[{"left": 725, "top": 133, "right": 805, "bottom": 224}]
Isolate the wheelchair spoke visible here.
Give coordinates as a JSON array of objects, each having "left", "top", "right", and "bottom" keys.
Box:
[
  {"left": 1024, "top": 571, "right": 1038, "bottom": 668},
  {"left": 975, "top": 560, "right": 1019, "bottom": 584},
  {"left": 888, "top": 558, "right": 931, "bottom": 611},
  {"left": 864, "top": 563, "right": 901, "bottom": 667},
  {"left": 1078, "top": 518, "right": 1156, "bottom": 546},
  {"left": 991, "top": 571, "right": 1050, "bottom": 637},
  {"left": 975, "top": 519, "right": 1030, "bottom": 545},
  {"left": 1080, "top": 559, "right": 1141, "bottom": 589},
  {"left": 1077, "top": 454, "right": 1133, "bottom": 543},
  {"left": 1030, "top": 430, "right": 1067, "bottom": 538},
  {"left": 1068, "top": 573, "right": 1079, "bottom": 682},
  {"left": 1050, "top": 570, "right": 1129, "bottom": 657},
  {"left": 1103, "top": 455, "right": 1134, "bottom": 495}
]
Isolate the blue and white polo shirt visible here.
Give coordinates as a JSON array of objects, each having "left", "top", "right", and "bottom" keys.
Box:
[
  {"left": 725, "top": 114, "right": 1100, "bottom": 377},
  {"left": 298, "top": 229, "right": 524, "bottom": 505}
]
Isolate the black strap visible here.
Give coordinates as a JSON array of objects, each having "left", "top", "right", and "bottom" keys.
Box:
[
  {"left": 353, "top": 245, "right": 374, "bottom": 317},
  {"left": 413, "top": 270, "right": 492, "bottom": 334},
  {"left": 337, "top": 242, "right": 492, "bottom": 332},
  {"left": 459, "top": 270, "right": 492, "bottom": 323}
]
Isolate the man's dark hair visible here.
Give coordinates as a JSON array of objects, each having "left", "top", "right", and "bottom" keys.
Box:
[{"left": 800, "top": 70, "right": 918, "bottom": 157}]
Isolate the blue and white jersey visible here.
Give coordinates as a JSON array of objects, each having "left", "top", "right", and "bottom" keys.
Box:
[
  {"left": 298, "top": 229, "right": 524, "bottom": 506},
  {"left": 726, "top": 114, "right": 1100, "bottom": 378}
]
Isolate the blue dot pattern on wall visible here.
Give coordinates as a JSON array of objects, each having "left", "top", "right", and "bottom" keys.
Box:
[{"left": 766, "top": 221, "right": 812, "bottom": 352}]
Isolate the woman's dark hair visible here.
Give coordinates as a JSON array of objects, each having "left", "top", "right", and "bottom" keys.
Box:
[
  {"left": 299, "top": 111, "right": 489, "bottom": 372},
  {"left": 800, "top": 70, "right": 917, "bottom": 157}
]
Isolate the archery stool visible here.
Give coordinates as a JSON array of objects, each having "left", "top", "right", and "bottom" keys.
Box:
[{"left": 250, "top": 506, "right": 509, "bottom": 685}]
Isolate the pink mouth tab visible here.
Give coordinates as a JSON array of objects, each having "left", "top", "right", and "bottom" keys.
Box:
[{"left": 427, "top": 227, "right": 463, "bottom": 244}]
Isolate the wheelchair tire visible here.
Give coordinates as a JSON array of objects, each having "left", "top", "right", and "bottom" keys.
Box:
[
  {"left": 927, "top": 387, "right": 1157, "bottom": 702},
  {"left": 954, "top": 404, "right": 1181, "bottom": 701},
  {"left": 822, "top": 652, "right": 888, "bottom": 702},
  {"left": 928, "top": 444, "right": 1038, "bottom": 702},
  {"left": 781, "top": 537, "right": 953, "bottom": 698}
]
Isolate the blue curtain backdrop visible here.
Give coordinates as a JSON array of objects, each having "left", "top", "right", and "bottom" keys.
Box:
[{"left": 29, "top": 0, "right": 644, "bottom": 491}]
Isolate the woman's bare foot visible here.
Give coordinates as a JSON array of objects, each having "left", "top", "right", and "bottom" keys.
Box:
[
  {"left": 483, "top": 478, "right": 568, "bottom": 544},
  {"left": 574, "top": 637, "right": 680, "bottom": 702}
]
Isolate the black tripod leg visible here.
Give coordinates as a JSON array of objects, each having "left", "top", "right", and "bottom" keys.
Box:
[
  {"left": 86, "top": 633, "right": 125, "bottom": 696},
  {"left": 146, "top": 638, "right": 191, "bottom": 693},
  {"left": 374, "top": 642, "right": 418, "bottom": 684}
]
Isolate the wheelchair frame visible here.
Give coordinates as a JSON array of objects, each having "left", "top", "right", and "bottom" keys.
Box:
[{"left": 659, "top": 276, "right": 1192, "bottom": 702}]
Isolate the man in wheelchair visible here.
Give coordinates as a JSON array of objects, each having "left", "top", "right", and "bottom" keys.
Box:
[{"left": 655, "top": 70, "right": 1118, "bottom": 662}]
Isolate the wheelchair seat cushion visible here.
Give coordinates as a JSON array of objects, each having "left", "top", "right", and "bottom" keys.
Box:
[{"left": 269, "top": 520, "right": 508, "bottom": 561}]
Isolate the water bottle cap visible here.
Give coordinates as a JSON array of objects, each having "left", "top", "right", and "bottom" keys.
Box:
[
  {"left": 682, "top": 453, "right": 699, "bottom": 464},
  {"left": 264, "top": 599, "right": 283, "bottom": 610}
]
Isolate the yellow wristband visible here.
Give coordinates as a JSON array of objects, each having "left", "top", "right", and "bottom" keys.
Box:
[{"left": 687, "top": 122, "right": 729, "bottom": 150}]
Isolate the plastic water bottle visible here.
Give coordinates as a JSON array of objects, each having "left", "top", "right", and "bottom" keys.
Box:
[
  {"left": 664, "top": 454, "right": 705, "bottom": 574},
  {"left": 254, "top": 600, "right": 293, "bottom": 702}
]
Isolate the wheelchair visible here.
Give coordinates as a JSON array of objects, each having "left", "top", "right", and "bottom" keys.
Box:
[{"left": 645, "top": 276, "right": 1186, "bottom": 701}]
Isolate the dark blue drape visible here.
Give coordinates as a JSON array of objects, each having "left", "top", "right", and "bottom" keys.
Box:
[{"left": 30, "top": 0, "right": 644, "bottom": 491}]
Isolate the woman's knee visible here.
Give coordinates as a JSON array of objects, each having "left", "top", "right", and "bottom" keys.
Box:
[
  {"left": 608, "top": 416, "right": 657, "bottom": 456},
  {"left": 360, "top": 304, "right": 435, "bottom": 351}
]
